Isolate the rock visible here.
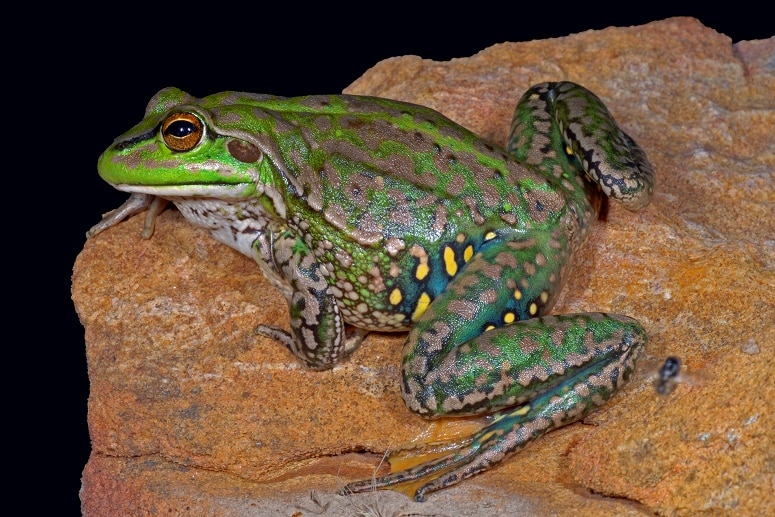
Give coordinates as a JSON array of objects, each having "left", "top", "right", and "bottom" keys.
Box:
[{"left": 74, "top": 17, "right": 774, "bottom": 516}]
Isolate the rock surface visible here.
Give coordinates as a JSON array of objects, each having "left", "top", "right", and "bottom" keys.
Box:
[{"left": 74, "top": 17, "right": 774, "bottom": 516}]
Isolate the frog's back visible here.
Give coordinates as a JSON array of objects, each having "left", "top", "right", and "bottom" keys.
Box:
[{"left": 206, "top": 93, "right": 567, "bottom": 247}]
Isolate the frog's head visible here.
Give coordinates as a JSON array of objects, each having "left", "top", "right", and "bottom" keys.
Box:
[{"left": 98, "top": 87, "right": 279, "bottom": 202}]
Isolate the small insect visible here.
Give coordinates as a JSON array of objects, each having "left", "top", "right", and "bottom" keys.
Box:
[{"left": 654, "top": 356, "right": 682, "bottom": 395}]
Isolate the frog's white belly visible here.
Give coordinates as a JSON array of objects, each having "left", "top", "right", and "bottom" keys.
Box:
[{"left": 173, "top": 197, "right": 266, "bottom": 260}]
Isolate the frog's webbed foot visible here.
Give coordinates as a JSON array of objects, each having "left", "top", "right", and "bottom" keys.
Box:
[
  {"left": 342, "top": 395, "right": 579, "bottom": 501},
  {"left": 340, "top": 416, "right": 487, "bottom": 501},
  {"left": 86, "top": 193, "right": 169, "bottom": 239}
]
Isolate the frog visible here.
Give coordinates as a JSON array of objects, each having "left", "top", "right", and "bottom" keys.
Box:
[{"left": 88, "top": 81, "right": 654, "bottom": 501}]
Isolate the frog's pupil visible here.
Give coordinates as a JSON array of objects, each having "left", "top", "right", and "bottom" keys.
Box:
[{"left": 166, "top": 120, "right": 195, "bottom": 137}]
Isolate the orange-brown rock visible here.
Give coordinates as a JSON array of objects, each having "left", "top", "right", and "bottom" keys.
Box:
[{"left": 74, "top": 17, "right": 774, "bottom": 516}]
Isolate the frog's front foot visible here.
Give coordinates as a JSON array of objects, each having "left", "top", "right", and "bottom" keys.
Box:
[
  {"left": 86, "top": 193, "right": 168, "bottom": 239},
  {"left": 342, "top": 313, "right": 646, "bottom": 501},
  {"left": 255, "top": 323, "right": 369, "bottom": 369}
]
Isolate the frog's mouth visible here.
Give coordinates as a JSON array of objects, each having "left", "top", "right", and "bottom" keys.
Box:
[{"left": 113, "top": 182, "right": 255, "bottom": 199}]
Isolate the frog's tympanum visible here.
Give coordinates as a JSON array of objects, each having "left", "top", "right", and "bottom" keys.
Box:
[{"left": 89, "top": 82, "right": 654, "bottom": 501}]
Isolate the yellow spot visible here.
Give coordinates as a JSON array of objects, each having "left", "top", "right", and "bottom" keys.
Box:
[
  {"left": 464, "top": 245, "right": 474, "bottom": 262},
  {"left": 484, "top": 231, "right": 497, "bottom": 241},
  {"left": 444, "top": 246, "right": 458, "bottom": 276},
  {"left": 485, "top": 324, "right": 495, "bottom": 332},
  {"left": 504, "top": 312, "right": 515, "bottom": 324},
  {"left": 389, "top": 288, "right": 402, "bottom": 305},
  {"left": 412, "top": 292, "right": 431, "bottom": 322},
  {"left": 510, "top": 404, "right": 531, "bottom": 417},
  {"left": 540, "top": 291, "right": 549, "bottom": 303},
  {"left": 475, "top": 429, "right": 503, "bottom": 444},
  {"left": 566, "top": 144, "right": 573, "bottom": 156},
  {"left": 514, "top": 290, "right": 522, "bottom": 300},
  {"left": 529, "top": 302, "right": 538, "bottom": 315},
  {"left": 416, "top": 263, "right": 429, "bottom": 280}
]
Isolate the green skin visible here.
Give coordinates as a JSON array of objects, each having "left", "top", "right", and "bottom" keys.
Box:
[{"left": 90, "top": 82, "right": 654, "bottom": 501}]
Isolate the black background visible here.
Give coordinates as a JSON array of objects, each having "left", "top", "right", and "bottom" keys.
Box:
[{"left": 32, "top": 6, "right": 767, "bottom": 515}]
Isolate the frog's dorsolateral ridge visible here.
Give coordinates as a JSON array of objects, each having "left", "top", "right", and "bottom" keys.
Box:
[{"left": 90, "top": 82, "right": 654, "bottom": 501}]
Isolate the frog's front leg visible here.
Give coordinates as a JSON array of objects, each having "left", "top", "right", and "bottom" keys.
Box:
[
  {"left": 254, "top": 230, "right": 367, "bottom": 370},
  {"left": 343, "top": 236, "right": 646, "bottom": 501}
]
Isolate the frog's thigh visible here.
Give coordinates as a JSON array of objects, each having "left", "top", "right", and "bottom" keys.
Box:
[
  {"left": 400, "top": 240, "right": 564, "bottom": 416},
  {"left": 400, "top": 238, "right": 647, "bottom": 418},
  {"left": 405, "top": 310, "right": 646, "bottom": 414}
]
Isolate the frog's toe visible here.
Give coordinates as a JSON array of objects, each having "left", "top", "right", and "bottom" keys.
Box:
[
  {"left": 342, "top": 408, "right": 537, "bottom": 501},
  {"left": 406, "top": 412, "right": 540, "bottom": 501},
  {"left": 340, "top": 416, "right": 488, "bottom": 499},
  {"left": 254, "top": 324, "right": 293, "bottom": 347},
  {"left": 341, "top": 445, "right": 477, "bottom": 502},
  {"left": 342, "top": 416, "right": 528, "bottom": 502}
]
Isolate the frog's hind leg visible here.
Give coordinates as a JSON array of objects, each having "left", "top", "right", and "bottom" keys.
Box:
[
  {"left": 342, "top": 237, "right": 647, "bottom": 500},
  {"left": 344, "top": 312, "right": 646, "bottom": 501},
  {"left": 509, "top": 81, "right": 655, "bottom": 212}
]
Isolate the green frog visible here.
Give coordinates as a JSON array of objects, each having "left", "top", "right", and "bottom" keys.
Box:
[{"left": 89, "top": 82, "right": 654, "bottom": 501}]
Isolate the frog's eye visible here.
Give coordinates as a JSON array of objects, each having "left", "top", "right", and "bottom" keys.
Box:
[{"left": 161, "top": 112, "right": 204, "bottom": 152}]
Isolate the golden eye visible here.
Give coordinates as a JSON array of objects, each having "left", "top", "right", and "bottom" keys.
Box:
[{"left": 161, "top": 112, "right": 204, "bottom": 151}]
